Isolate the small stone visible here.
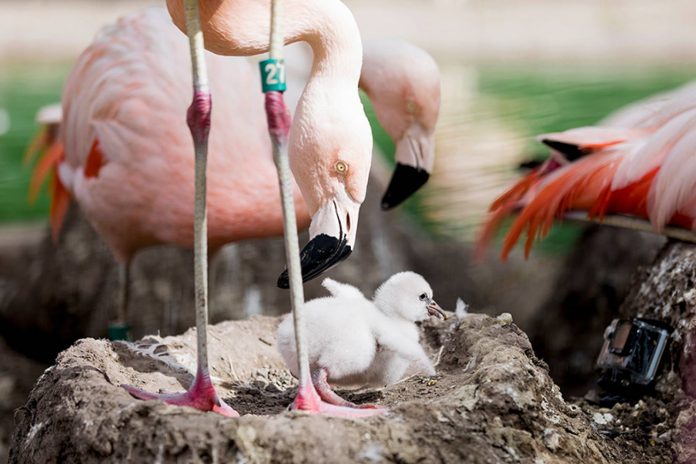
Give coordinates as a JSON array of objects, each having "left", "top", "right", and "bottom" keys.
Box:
[
  {"left": 592, "top": 412, "right": 613, "bottom": 425},
  {"left": 542, "top": 429, "right": 560, "bottom": 451}
]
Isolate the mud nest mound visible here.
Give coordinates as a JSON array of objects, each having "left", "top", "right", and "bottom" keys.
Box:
[{"left": 10, "top": 314, "right": 672, "bottom": 463}]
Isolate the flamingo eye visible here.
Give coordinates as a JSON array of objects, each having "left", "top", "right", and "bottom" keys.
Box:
[
  {"left": 335, "top": 161, "right": 348, "bottom": 173},
  {"left": 419, "top": 293, "right": 428, "bottom": 301}
]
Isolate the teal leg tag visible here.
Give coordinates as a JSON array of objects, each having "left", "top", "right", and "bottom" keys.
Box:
[
  {"left": 259, "top": 58, "right": 287, "bottom": 93},
  {"left": 108, "top": 322, "right": 132, "bottom": 341}
]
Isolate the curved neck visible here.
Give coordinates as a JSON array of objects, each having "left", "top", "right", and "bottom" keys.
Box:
[
  {"left": 168, "top": 0, "right": 362, "bottom": 84},
  {"left": 301, "top": 1, "right": 362, "bottom": 85}
]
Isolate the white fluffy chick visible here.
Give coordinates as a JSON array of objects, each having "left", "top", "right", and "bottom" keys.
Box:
[{"left": 277, "top": 271, "right": 444, "bottom": 408}]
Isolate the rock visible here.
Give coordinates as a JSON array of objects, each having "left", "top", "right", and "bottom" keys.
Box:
[{"left": 10, "top": 314, "right": 671, "bottom": 463}]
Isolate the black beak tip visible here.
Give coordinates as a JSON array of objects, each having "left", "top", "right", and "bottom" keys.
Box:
[
  {"left": 276, "top": 235, "right": 353, "bottom": 289},
  {"left": 381, "top": 163, "right": 430, "bottom": 210}
]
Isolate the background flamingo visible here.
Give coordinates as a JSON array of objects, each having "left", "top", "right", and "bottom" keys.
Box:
[
  {"left": 34, "top": 5, "right": 440, "bottom": 416},
  {"left": 479, "top": 80, "right": 696, "bottom": 258}
]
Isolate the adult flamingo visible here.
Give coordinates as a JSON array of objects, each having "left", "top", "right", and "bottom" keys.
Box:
[
  {"left": 38, "top": 6, "right": 439, "bottom": 415},
  {"left": 31, "top": 8, "right": 440, "bottom": 326},
  {"left": 478, "top": 82, "right": 696, "bottom": 258},
  {"left": 169, "top": 0, "right": 380, "bottom": 417}
]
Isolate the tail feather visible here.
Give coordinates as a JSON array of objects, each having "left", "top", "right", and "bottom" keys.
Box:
[
  {"left": 24, "top": 126, "right": 48, "bottom": 166},
  {"left": 500, "top": 152, "right": 621, "bottom": 259},
  {"left": 475, "top": 201, "right": 517, "bottom": 260},
  {"left": 29, "top": 140, "right": 64, "bottom": 203},
  {"left": 478, "top": 163, "right": 552, "bottom": 259},
  {"left": 606, "top": 167, "right": 657, "bottom": 219},
  {"left": 27, "top": 103, "right": 71, "bottom": 241},
  {"left": 50, "top": 169, "right": 70, "bottom": 241},
  {"left": 538, "top": 127, "right": 638, "bottom": 159},
  {"left": 489, "top": 168, "right": 541, "bottom": 212},
  {"left": 27, "top": 133, "right": 71, "bottom": 242}
]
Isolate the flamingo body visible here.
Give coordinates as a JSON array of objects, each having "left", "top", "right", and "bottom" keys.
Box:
[{"left": 60, "top": 8, "right": 306, "bottom": 262}]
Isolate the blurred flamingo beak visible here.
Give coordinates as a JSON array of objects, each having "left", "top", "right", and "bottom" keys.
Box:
[
  {"left": 381, "top": 128, "right": 434, "bottom": 210},
  {"left": 381, "top": 162, "right": 430, "bottom": 210}
]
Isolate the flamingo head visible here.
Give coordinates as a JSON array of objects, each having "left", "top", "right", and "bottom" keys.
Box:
[
  {"left": 358, "top": 40, "right": 441, "bottom": 210},
  {"left": 277, "top": 95, "right": 372, "bottom": 288}
]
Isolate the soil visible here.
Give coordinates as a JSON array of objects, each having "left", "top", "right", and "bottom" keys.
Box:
[{"left": 9, "top": 313, "right": 673, "bottom": 463}]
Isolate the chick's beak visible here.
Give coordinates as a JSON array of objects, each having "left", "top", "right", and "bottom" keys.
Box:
[{"left": 427, "top": 300, "right": 446, "bottom": 320}]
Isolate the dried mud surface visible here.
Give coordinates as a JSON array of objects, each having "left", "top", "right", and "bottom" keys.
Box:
[{"left": 10, "top": 314, "right": 672, "bottom": 464}]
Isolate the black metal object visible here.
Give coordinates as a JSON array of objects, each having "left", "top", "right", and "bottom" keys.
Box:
[{"left": 595, "top": 318, "right": 670, "bottom": 405}]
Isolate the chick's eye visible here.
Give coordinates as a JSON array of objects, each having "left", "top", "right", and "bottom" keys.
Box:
[{"left": 419, "top": 293, "right": 428, "bottom": 301}]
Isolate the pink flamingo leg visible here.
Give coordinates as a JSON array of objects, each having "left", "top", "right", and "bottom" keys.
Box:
[
  {"left": 122, "top": 1, "right": 238, "bottom": 418},
  {"left": 121, "top": 91, "right": 239, "bottom": 418},
  {"left": 261, "top": 4, "right": 384, "bottom": 419},
  {"left": 288, "top": 369, "right": 386, "bottom": 418},
  {"left": 311, "top": 368, "right": 385, "bottom": 411},
  {"left": 291, "top": 378, "right": 386, "bottom": 418},
  {"left": 122, "top": 366, "right": 239, "bottom": 418}
]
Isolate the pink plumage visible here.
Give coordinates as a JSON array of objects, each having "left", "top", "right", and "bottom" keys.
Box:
[
  {"left": 479, "top": 82, "right": 696, "bottom": 258},
  {"left": 57, "top": 8, "right": 309, "bottom": 264}
]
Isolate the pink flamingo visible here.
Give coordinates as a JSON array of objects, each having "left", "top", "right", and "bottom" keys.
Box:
[
  {"left": 33, "top": 6, "right": 440, "bottom": 415},
  {"left": 478, "top": 82, "right": 696, "bottom": 258}
]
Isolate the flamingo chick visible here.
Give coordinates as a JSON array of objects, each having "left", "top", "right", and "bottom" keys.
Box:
[{"left": 277, "top": 272, "right": 444, "bottom": 410}]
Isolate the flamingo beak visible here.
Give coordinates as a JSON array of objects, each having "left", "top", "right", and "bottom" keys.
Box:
[
  {"left": 381, "top": 163, "right": 430, "bottom": 210},
  {"left": 277, "top": 196, "right": 359, "bottom": 288},
  {"left": 381, "top": 131, "right": 433, "bottom": 210}
]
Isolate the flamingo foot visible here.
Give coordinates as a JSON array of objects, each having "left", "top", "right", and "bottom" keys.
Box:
[
  {"left": 122, "top": 367, "right": 239, "bottom": 418},
  {"left": 290, "top": 370, "right": 387, "bottom": 418}
]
